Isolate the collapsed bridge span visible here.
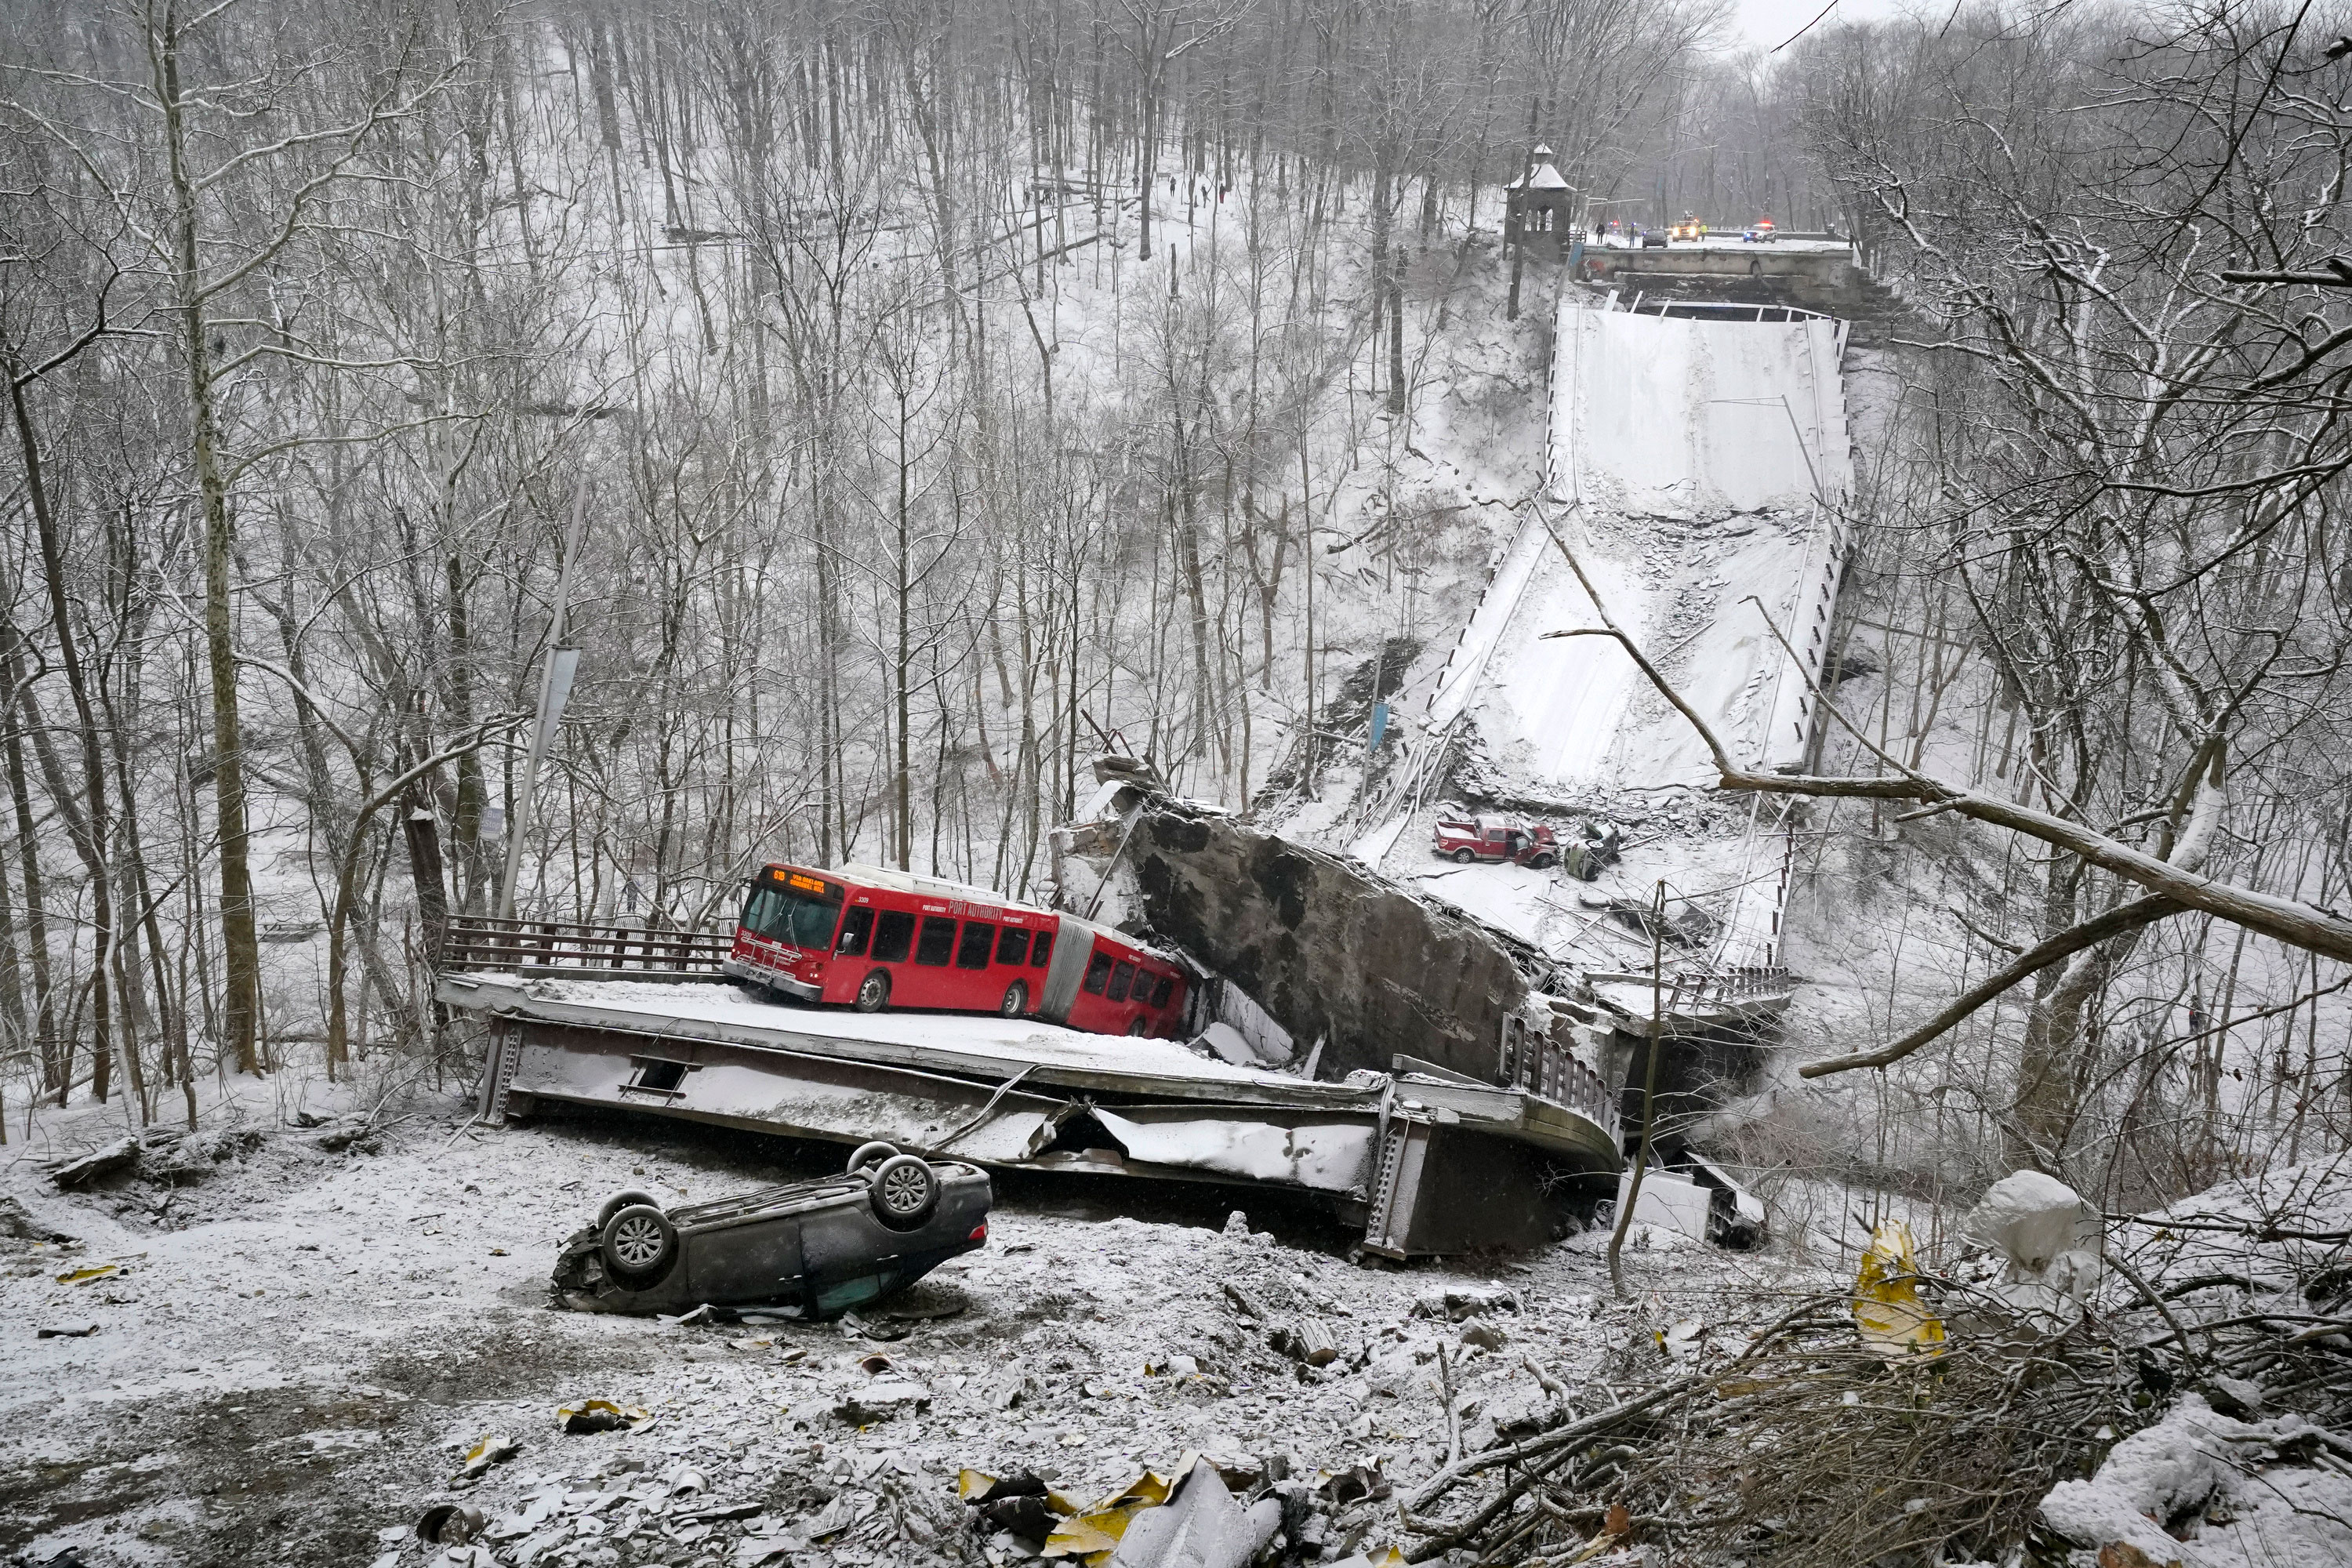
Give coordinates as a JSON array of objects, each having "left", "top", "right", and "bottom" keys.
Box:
[{"left": 440, "top": 945, "right": 1621, "bottom": 1257}]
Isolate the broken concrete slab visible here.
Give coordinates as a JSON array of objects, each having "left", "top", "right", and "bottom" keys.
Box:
[
  {"left": 1106, "top": 1461, "right": 1280, "bottom": 1568},
  {"left": 440, "top": 970, "right": 1619, "bottom": 1257},
  {"left": 832, "top": 1379, "right": 931, "bottom": 1425},
  {"left": 1412, "top": 1285, "right": 1519, "bottom": 1321},
  {"left": 1617, "top": 1168, "right": 1711, "bottom": 1243},
  {"left": 0, "top": 1194, "right": 74, "bottom": 1243},
  {"left": 1125, "top": 807, "right": 1537, "bottom": 1083}
]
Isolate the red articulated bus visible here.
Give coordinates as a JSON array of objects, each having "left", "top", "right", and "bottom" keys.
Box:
[{"left": 723, "top": 862, "right": 1190, "bottom": 1038}]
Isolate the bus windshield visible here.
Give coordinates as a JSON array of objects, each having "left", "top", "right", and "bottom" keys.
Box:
[{"left": 742, "top": 874, "right": 844, "bottom": 950}]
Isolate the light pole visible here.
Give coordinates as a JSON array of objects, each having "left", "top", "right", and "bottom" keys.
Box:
[{"left": 494, "top": 483, "right": 593, "bottom": 924}]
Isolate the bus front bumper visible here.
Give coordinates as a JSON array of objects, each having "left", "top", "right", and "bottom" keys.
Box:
[{"left": 722, "top": 957, "right": 822, "bottom": 1000}]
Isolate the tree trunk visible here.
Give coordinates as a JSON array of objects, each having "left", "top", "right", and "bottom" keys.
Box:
[
  {"left": 160, "top": 22, "right": 260, "bottom": 1075},
  {"left": 5, "top": 368, "right": 122, "bottom": 1110}
]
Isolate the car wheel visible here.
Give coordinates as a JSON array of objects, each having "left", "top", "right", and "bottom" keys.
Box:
[
  {"left": 846, "top": 1140, "right": 901, "bottom": 1174},
  {"left": 1000, "top": 981, "right": 1029, "bottom": 1017},
  {"left": 1530, "top": 853, "right": 1556, "bottom": 869},
  {"left": 867, "top": 1154, "right": 939, "bottom": 1230},
  {"left": 595, "top": 1188, "right": 664, "bottom": 1231},
  {"left": 600, "top": 1203, "right": 677, "bottom": 1284},
  {"left": 854, "top": 970, "right": 891, "bottom": 1012},
  {"left": 1452, "top": 848, "right": 1475, "bottom": 864}
]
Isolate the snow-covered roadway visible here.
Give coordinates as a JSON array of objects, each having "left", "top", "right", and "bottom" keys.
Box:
[{"left": 1365, "top": 292, "right": 1854, "bottom": 975}]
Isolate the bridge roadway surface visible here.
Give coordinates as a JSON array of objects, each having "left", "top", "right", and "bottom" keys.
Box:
[{"left": 1356, "top": 289, "right": 1854, "bottom": 984}]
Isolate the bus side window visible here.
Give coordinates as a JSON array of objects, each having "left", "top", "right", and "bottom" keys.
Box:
[
  {"left": 872, "top": 909, "right": 915, "bottom": 964},
  {"left": 1105, "top": 960, "right": 1135, "bottom": 1002},
  {"left": 1150, "top": 975, "right": 1174, "bottom": 1007},
  {"left": 1081, "top": 949, "right": 1113, "bottom": 994},
  {"left": 995, "top": 927, "right": 1031, "bottom": 967},
  {"left": 955, "top": 922, "right": 996, "bottom": 970},
  {"left": 914, "top": 915, "right": 958, "bottom": 966},
  {"left": 1030, "top": 932, "right": 1054, "bottom": 968},
  {"left": 836, "top": 906, "right": 875, "bottom": 956}
]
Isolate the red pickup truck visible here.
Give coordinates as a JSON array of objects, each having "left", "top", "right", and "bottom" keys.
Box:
[{"left": 1434, "top": 815, "right": 1560, "bottom": 868}]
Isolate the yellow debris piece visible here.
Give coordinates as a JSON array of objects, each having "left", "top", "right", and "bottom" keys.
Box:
[
  {"left": 451, "top": 1433, "right": 519, "bottom": 1481},
  {"left": 1040, "top": 1511, "right": 1123, "bottom": 1559},
  {"left": 956, "top": 1468, "right": 998, "bottom": 1502},
  {"left": 1094, "top": 1468, "right": 1174, "bottom": 1510},
  {"left": 55, "top": 1264, "right": 118, "bottom": 1286},
  {"left": 1853, "top": 1219, "right": 1945, "bottom": 1362}
]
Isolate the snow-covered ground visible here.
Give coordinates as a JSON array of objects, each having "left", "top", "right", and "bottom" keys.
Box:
[{"left": 0, "top": 1082, "right": 1817, "bottom": 1568}]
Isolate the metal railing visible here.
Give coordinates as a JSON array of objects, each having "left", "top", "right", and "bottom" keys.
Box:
[
  {"left": 1500, "top": 1018, "right": 1621, "bottom": 1142},
  {"left": 1677, "top": 964, "right": 1796, "bottom": 1009},
  {"left": 439, "top": 915, "right": 734, "bottom": 981}
]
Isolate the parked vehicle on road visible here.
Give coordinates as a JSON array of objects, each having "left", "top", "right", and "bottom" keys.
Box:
[
  {"left": 1434, "top": 815, "right": 1560, "bottom": 868},
  {"left": 551, "top": 1142, "right": 991, "bottom": 1317},
  {"left": 1743, "top": 217, "right": 1778, "bottom": 242},
  {"left": 1639, "top": 228, "right": 1668, "bottom": 249},
  {"left": 1669, "top": 214, "right": 1705, "bottom": 242},
  {"left": 725, "top": 862, "right": 1188, "bottom": 1036}
]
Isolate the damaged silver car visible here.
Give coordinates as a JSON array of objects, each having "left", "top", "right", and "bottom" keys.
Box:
[{"left": 551, "top": 1142, "right": 991, "bottom": 1317}]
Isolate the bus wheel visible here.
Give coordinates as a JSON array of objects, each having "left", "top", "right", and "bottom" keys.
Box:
[
  {"left": 1000, "top": 981, "right": 1028, "bottom": 1017},
  {"left": 1127, "top": 1018, "right": 1147, "bottom": 1036},
  {"left": 855, "top": 971, "right": 891, "bottom": 1012}
]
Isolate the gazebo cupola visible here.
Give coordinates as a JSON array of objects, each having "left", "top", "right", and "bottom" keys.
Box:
[{"left": 1505, "top": 145, "right": 1573, "bottom": 256}]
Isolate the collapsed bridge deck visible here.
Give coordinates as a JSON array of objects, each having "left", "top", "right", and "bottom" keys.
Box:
[{"left": 441, "top": 968, "right": 1621, "bottom": 1257}]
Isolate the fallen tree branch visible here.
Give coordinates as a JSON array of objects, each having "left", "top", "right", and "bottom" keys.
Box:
[
  {"left": 1402, "top": 1303, "right": 1842, "bottom": 1563},
  {"left": 1798, "top": 895, "right": 2184, "bottom": 1078},
  {"left": 1405, "top": 1301, "right": 1837, "bottom": 1512},
  {"left": 2106, "top": 1212, "right": 2352, "bottom": 1243}
]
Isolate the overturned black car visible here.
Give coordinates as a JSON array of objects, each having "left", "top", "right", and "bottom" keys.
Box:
[{"left": 552, "top": 1142, "right": 991, "bottom": 1318}]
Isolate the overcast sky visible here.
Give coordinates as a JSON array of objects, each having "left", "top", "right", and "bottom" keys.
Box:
[{"left": 1727, "top": 0, "right": 1910, "bottom": 51}]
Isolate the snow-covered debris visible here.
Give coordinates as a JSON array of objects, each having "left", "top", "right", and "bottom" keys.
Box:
[
  {"left": 45, "top": 1136, "right": 140, "bottom": 1189},
  {"left": 2038, "top": 1394, "right": 2352, "bottom": 1566},
  {"left": 1102, "top": 1459, "right": 1280, "bottom": 1568},
  {"left": 1965, "top": 1169, "right": 2099, "bottom": 1278},
  {"left": 3, "top": 1075, "right": 1766, "bottom": 1566},
  {"left": 1952, "top": 1170, "right": 2104, "bottom": 1337}
]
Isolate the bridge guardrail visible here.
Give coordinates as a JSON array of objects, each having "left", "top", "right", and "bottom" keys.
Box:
[{"left": 440, "top": 915, "right": 732, "bottom": 981}]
